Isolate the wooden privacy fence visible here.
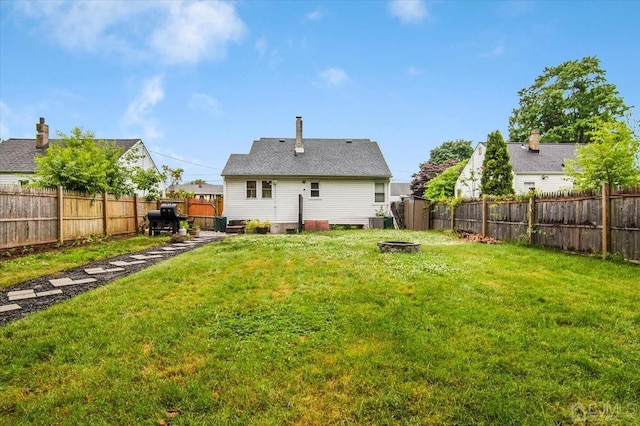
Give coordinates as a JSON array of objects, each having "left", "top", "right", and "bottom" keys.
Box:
[
  {"left": 0, "top": 187, "right": 223, "bottom": 251},
  {"left": 405, "top": 184, "right": 640, "bottom": 261}
]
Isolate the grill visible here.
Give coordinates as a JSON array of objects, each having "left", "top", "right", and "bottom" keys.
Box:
[{"left": 148, "top": 204, "right": 188, "bottom": 236}]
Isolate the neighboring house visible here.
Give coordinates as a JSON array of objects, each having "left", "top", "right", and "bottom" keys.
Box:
[
  {"left": 390, "top": 182, "right": 411, "bottom": 203},
  {"left": 0, "top": 117, "right": 164, "bottom": 197},
  {"left": 169, "top": 183, "right": 223, "bottom": 201},
  {"left": 221, "top": 116, "right": 392, "bottom": 232},
  {"left": 455, "top": 130, "right": 578, "bottom": 198}
]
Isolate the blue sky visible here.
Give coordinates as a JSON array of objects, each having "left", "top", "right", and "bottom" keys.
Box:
[{"left": 1, "top": 0, "right": 639, "bottom": 183}]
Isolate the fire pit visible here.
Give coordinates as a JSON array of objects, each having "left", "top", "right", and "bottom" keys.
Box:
[{"left": 377, "top": 241, "right": 421, "bottom": 253}]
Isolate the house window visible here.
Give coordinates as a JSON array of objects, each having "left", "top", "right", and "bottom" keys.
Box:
[
  {"left": 524, "top": 181, "right": 535, "bottom": 190},
  {"left": 375, "top": 182, "right": 385, "bottom": 202},
  {"left": 262, "top": 180, "right": 272, "bottom": 198},
  {"left": 246, "top": 181, "right": 257, "bottom": 198},
  {"left": 310, "top": 182, "right": 320, "bottom": 198}
]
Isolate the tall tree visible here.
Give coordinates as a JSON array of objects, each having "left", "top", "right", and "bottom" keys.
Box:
[
  {"left": 410, "top": 159, "right": 458, "bottom": 197},
  {"left": 34, "top": 127, "right": 132, "bottom": 196},
  {"left": 481, "top": 130, "right": 514, "bottom": 196},
  {"left": 508, "top": 56, "right": 630, "bottom": 144},
  {"left": 564, "top": 119, "right": 640, "bottom": 190},
  {"left": 424, "top": 160, "right": 467, "bottom": 201},
  {"left": 429, "top": 139, "right": 474, "bottom": 164}
]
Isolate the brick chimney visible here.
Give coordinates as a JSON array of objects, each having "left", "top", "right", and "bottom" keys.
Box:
[
  {"left": 528, "top": 129, "right": 540, "bottom": 153},
  {"left": 295, "top": 116, "right": 304, "bottom": 154},
  {"left": 36, "top": 117, "right": 49, "bottom": 150}
]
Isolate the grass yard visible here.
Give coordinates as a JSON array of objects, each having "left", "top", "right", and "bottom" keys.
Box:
[
  {"left": 0, "top": 235, "right": 169, "bottom": 290},
  {"left": 1, "top": 230, "right": 639, "bottom": 425}
]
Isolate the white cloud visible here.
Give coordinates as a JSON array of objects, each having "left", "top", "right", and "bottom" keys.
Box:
[
  {"left": 152, "top": 1, "right": 246, "bottom": 64},
  {"left": 479, "top": 43, "right": 506, "bottom": 58},
  {"left": 13, "top": 1, "right": 245, "bottom": 65},
  {"left": 306, "top": 7, "right": 327, "bottom": 21},
  {"left": 389, "top": 0, "right": 428, "bottom": 24},
  {"left": 124, "top": 75, "right": 165, "bottom": 139},
  {"left": 188, "top": 93, "right": 222, "bottom": 116},
  {"left": 318, "top": 67, "right": 350, "bottom": 87},
  {"left": 407, "top": 66, "right": 422, "bottom": 76},
  {"left": 254, "top": 38, "right": 280, "bottom": 68}
]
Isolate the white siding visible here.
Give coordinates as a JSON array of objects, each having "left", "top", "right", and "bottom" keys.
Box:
[
  {"left": 455, "top": 143, "right": 485, "bottom": 199},
  {"left": 513, "top": 173, "right": 573, "bottom": 194},
  {"left": 223, "top": 177, "right": 391, "bottom": 226},
  {"left": 118, "top": 141, "right": 165, "bottom": 196},
  {"left": 0, "top": 173, "right": 32, "bottom": 186}
]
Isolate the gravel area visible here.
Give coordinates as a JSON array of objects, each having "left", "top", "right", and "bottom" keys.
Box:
[{"left": 0, "top": 234, "right": 226, "bottom": 326}]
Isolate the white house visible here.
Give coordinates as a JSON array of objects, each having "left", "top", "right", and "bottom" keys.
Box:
[
  {"left": 455, "top": 130, "right": 578, "bottom": 198},
  {"left": 221, "top": 116, "right": 392, "bottom": 232},
  {"left": 0, "top": 117, "right": 163, "bottom": 197}
]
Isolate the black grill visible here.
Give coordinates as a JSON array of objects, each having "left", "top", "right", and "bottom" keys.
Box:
[{"left": 148, "top": 204, "right": 188, "bottom": 236}]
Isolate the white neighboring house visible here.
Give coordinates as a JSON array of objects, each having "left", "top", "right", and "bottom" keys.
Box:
[
  {"left": 221, "top": 116, "right": 393, "bottom": 232},
  {"left": 0, "top": 117, "right": 164, "bottom": 197},
  {"left": 390, "top": 182, "right": 411, "bottom": 203},
  {"left": 455, "top": 131, "right": 578, "bottom": 198}
]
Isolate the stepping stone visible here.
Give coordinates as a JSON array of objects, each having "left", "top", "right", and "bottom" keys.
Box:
[
  {"left": 85, "top": 267, "right": 126, "bottom": 275},
  {"left": 110, "top": 260, "right": 146, "bottom": 267},
  {"left": 130, "top": 254, "right": 163, "bottom": 260},
  {"left": 173, "top": 243, "right": 194, "bottom": 247},
  {"left": 0, "top": 304, "right": 21, "bottom": 313},
  {"left": 50, "top": 277, "right": 97, "bottom": 287},
  {"left": 8, "top": 289, "right": 36, "bottom": 301},
  {"left": 160, "top": 247, "right": 180, "bottom": 251},
  {"left": 145, "top": 251, "right": 167, "bottom": 255},
  {"left": 36, "top": 289, "right": 63, "bottom": 297},
  {"left": 7, "top": 289, "right": 35, "bottom": 297}
]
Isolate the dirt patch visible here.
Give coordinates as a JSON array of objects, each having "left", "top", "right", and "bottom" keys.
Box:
[{"left": 0, "top": 235, "right": 224, "bottom": 326}]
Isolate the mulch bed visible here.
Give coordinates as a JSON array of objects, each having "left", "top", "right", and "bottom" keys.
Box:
[{"left": 0, "top": 235, "right": 224, "bottom": 326}]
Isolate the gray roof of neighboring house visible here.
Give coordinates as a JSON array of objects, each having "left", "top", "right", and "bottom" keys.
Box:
[
  {"left": 507, "top": 143, "right": 578, "bottom": 173},
  {"left": 390, "top": 182, "right": 411, "bottom": 196},
  {"left": 0, "top": 138, "right": 140, "bottom": 173},
  {"left": 222, "top": 138, "right": 392, "bottom": 178},
  {"left": 170, "top": 184, "right": 223, "bottom": 195}
]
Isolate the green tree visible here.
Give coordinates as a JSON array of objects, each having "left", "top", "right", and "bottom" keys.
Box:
[
  {"left": 481, "top": 130, "right": 514, "bottom": 196},
  {"left": 130, "top": 167, "right": 165, "bottom": 200},
  {"left": 424, "top": 160, "right": 467, "bottom": 201},
  {"left": 508, "top": 56, "right": 631, "bottom": 144},
  {"left": 410, "top": 159, "right": 458, "bottom": 197},
  {"left": 34, "top": 127, "right": 133, "bottom": 196},
  {"left": 162, "top": 165, "right": 184, "bottom": 189},
  {"left": 564, "top": 120, "right": 640, "bottom": 190},
  {"left": 429, "top": 139, "right": 474, "bottom": 164}
]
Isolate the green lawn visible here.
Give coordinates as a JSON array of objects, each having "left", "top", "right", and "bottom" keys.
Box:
[
  {"left": 0, "top": 235, "right": 169, "bottom": 290},
  {"left": 1, "top": 231, "right": 639, "bottom": 425}
]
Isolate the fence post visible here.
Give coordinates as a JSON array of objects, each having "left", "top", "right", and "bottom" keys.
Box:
[
  {"left": 482, "top": 195, "right": 488, "bottom": 237},
  {"left": 57, "top": 185, "right": 64, "bottom": 245},
  {"left": 450, "top": 203, "right": 456, "bottom": 232},
  {"left": 425, "top": 201, "right": 431, "bottom": 230},
  {"left": 528, "top": 190, "right": 536, "bottom": 245},
  {"left": 103, "top": 191, "right": 109, "bottom": 236},
  {"left": 602, "top": 182, "right": 610, "bottom": 257},
  {"left": 133, "top": 195, "right": 139, "bottom": 234}
]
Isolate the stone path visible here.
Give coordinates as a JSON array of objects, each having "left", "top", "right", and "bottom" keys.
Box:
[{"left": 0, "top": 233, "right": 225, "bottom": 325}]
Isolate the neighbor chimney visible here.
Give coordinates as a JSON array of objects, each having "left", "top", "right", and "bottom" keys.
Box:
[
  {"left": 528, "top": 129, "right": 540, "bottom": 153},
  {"left": 36, "top": 117, "right": 49, "bottom": 150},
  {"left": 295, "top": 116, "right": 304, "bottom": 154}
]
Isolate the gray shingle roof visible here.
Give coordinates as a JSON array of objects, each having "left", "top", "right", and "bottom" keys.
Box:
[
  {"left": 169, "top": 184, "right": 223, "bottom": 195},
  {"left": 0, "top": 138, "right": 141, "bottom": 173},
  {"left": 507, "top": 143, "right": 578, "bottom": 173},
  {"left": 222, "top": 138, "right": 392, "bottom": 178}
]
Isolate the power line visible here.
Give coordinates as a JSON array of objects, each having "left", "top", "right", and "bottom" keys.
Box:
[{"left": 149, "top": 150, "right": 223, "bottom": 171}]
